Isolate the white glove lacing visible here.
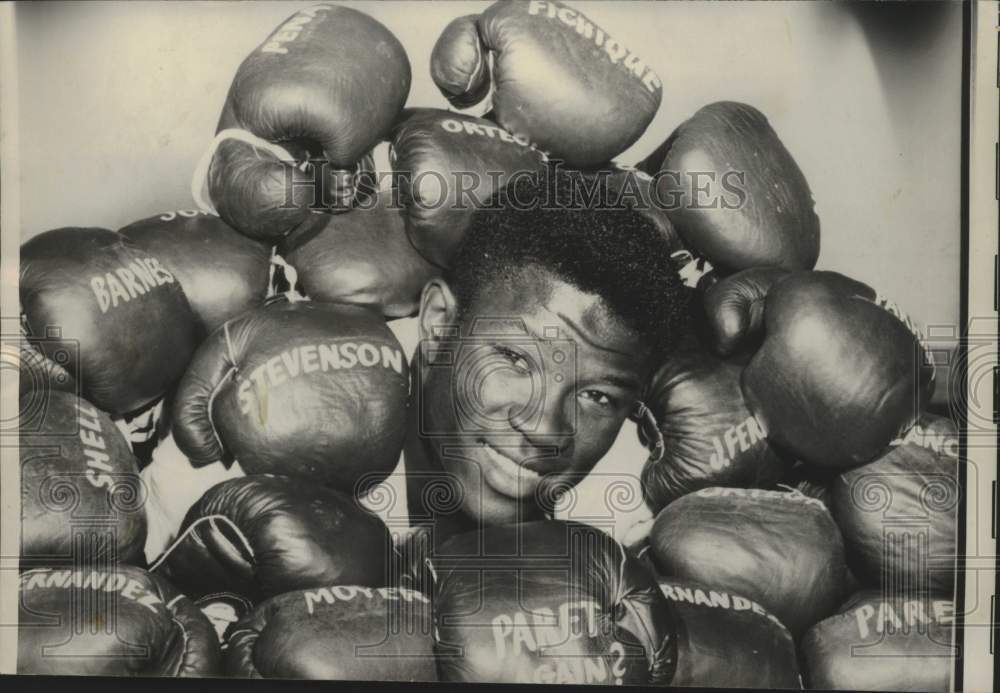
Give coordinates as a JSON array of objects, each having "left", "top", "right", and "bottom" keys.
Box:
[{"left": 148, "top": 514, "right": 256, "bottom": 573}]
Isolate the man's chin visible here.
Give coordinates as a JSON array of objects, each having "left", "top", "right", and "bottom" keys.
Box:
[
  {"left": 464, "top": 495, "right": 547, "bottom": 527},
  {"left": 456, "top": 474, "right": 552, "bottom": 526},
  {"left": 436, "top": 442, "right": 567, "bottom": 525},
  {"left": 482, "top": 464, "right": 542, "bottom": 502}
]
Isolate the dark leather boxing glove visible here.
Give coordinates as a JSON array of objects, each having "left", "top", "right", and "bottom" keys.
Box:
[
  {"left": 639, "top": 101, "right": 820, "bottom": 272},
  {"left": 431, "top": 1, "right": 662, "bottom": 167},
  {"left": 8, "top": 329, "right": 89, "bottom": 459},
  {"left": 776, "top": 461, "right": 837, "bottom": 508},
  {"left": 637, "top": 348, "right": 789, "bottom": 513},
  {"left": 702, "top": 266, "right": 791, "bottom": 357},
  {"left": 658, "top": 579, "right": 800, "bottom": 689},
  {"left": 20, "top": 391, "right": 147, "bottom": 566},
  {"left": 18, "top": 566, "right": 220, "bottom": 676},
  {"left": 647, "top": 487, "right": 847, "bottom": 635},
  {"left": 6, "top": 327, "right": 77, "bottom": 401},
  {"left": 194, "top": 4, "right": 410, "bottom": 240},
  {"left": 225, "top": 585, "right": 437, "bottom": 680},
  {"left": 429, "top": 520, "right": 677, "bottom": 685},
  {"left": 172, "top": 299, "right": 409, "bottom": 492},
  {"left": 279, "top": 193, "right": 440, "bottom": 319},
  {"left": 20, "top": 227, "right": 198, "bottom": 416},
  {"left": 393, "top": 524, "right": 435, "bottom": 595},
  {"left": 389, "top": 108, "right": 547, "bottom": 268},
  {"left": 833, "top": 413, "right": 960, "bottom": 593},
  {"left": 738, "top": 270, "right": 935, "bottom": 469},
  {"left": 152, "top": 475, "right": 393, "bottom": 603},
  {"left": 119, "top": 210, "right": 272, "bottom": 335},
  {"left": 801, "top": 591, "right": 955, "bottom": 692}
]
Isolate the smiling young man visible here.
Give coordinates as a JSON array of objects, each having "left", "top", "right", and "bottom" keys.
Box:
[{"left": 404, "top": 170, "right": 690, "bottom": 540}]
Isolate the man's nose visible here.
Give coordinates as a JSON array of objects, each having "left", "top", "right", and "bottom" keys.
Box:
[
  {"left": 472, "top": 357, "right": 574, "bottom": 440},
  {"left": 508, "top": 378, "right": 575, "bottom": 443}
]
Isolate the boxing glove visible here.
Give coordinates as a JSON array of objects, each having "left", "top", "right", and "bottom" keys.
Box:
[
  {"left": 740, "top": 270, "right": 935, "bottom": 469},
  {"left": 639, "top": 101, "right": 820, "bottom": 272},
  {"left": 702, "top": 266, "right": 791, "bottom": 357},
  {"left": 18, "top": 566, "right": 221, "bottom": 676},
  {"left": 833, "top": 413, "right": 960, "bottom": 593},
  {"left": 647, "top": 487, "right": 847, "bottom": 635},
  {"left": 119, "top": 210, "right": 272, "bottom": 335},
  {"left": 638, "top": 347, "right": 789, "bottom": 512},
  {"left": 20, "top": 391, "right": 147, "bottom": 567},
  {"left": 431, "top": 1, "right": 662, "bottom": 167},
  {"left": 279, "top": 193, "right": 440, "bottom": 319},
  {"left": 195, "top": 4, "right": 410, "bottom": 240},
  {"left": 226, "top": 585, "right": 437, "bottom": 680},
  {"left": 703, "top": 267, "right": 901, "bottom": 356},
  {"left": 776, "top": 461, "right": 837, "bottom": 508},
  {"left": 6, "top": 324, "right": 77, "bottom": 402},
  {"left": 801, "top": 591, "right": 955, "bottom": 692},
  {"left": 389, "top": 108, "right": 547, "bottom": 268},
  {"left": 658, "top": 578, "right": 800, "bottom": 689},
  {"left": 20, "top": 227, "right": 198, "bottom": 416},
  {"left": 394, "top": 524, "right": 436, "bottom": 596},
  {"left": 172, "top": 298, "right": 409, "bottom": 492},
  {"left": 152, "top": 475, "right": 393, "bottom": 603},
  {"left": 429, "top": 520, "right": 677, "bottom": 685}
]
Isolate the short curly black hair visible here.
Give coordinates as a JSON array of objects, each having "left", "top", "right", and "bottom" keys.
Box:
[{"left": 445, "top": 167, "right": 690, "bottom": 358}]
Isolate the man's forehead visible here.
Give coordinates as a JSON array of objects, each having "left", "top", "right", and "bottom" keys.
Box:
[{"left": 465, "top": 269, "right": 643, "bottom": 353}]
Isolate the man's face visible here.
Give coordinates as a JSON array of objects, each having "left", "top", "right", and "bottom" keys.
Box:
[{"left": 417, "top": 267, "right": 652, "bottom": 525}]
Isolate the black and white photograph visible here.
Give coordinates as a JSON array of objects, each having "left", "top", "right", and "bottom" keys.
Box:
[{"left": 0, "top": 1, "right": 997, "bottom": 690}]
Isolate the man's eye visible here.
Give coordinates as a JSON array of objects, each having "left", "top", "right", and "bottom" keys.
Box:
[
  {"left": 580, "top": 390, "right": 615, "bottom": 408},
  {"left": 494, "top": 346, "right": 531, "bottom": 373}
]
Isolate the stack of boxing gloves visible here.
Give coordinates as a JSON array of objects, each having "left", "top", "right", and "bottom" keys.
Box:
[
  {"left": 629, "top": 112, "right": 956, "bottom": 689},
  {"left": 13, "top": 1, "right": 958, "bottom": 689}
]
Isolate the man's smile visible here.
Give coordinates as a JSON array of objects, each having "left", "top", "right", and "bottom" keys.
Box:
[{"left": 477, "top": 439, "right": 544, "bottom": 499}]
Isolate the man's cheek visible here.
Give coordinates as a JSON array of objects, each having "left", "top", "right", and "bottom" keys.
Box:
[
  {"left": 568, "top": 413, "right": 626, "bottom": 472},
  {"left": 453, "top": 362, "right": 530, "bottom": 420}
]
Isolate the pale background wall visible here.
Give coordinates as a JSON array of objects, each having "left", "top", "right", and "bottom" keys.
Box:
[{"left": 13, "top": 1, "right": 964, "bottom": 539}]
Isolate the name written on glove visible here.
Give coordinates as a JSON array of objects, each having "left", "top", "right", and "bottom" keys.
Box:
[
  {"left": 260, "top": 4, "right": 330, "bottom": 55},
  {"left": 237, "top": 341, "right": 405, "bottom": 416},
  {"left": 852, "top": 598, "right": 954, "bottom": 639},
  {"left": 709, "top": 415, "right": 767, "bottom": 471},
  {"left": 527, "top": 0, "right": 661, "bottom": 95},
  {"left": 89, "top": 257, "right": 177, "bottom": 314},
  {"left": 490, "top": 599, "right": 629, "bottom": 685},
  {"left": 890, "top": 422, "right": 959, "bottom": 458},
  {"left": 303, "top": 585, "right": 429, "bottom": 615},
  {"left": 660, "top": 583, "right": 788, "bottom": 632},
  {"left": 438, "top": 118, "right": 534, "bottom": 148},
  {"left": 76, "top": 399, "right": 124, "bottom": 490},
  {"left": 21, "top": 570, "right": 170, "bottom": 615}
]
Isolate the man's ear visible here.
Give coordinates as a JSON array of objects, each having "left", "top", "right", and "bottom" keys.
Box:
[{"left": 418, "top": 277, "right": 459, "bottom": 342}]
